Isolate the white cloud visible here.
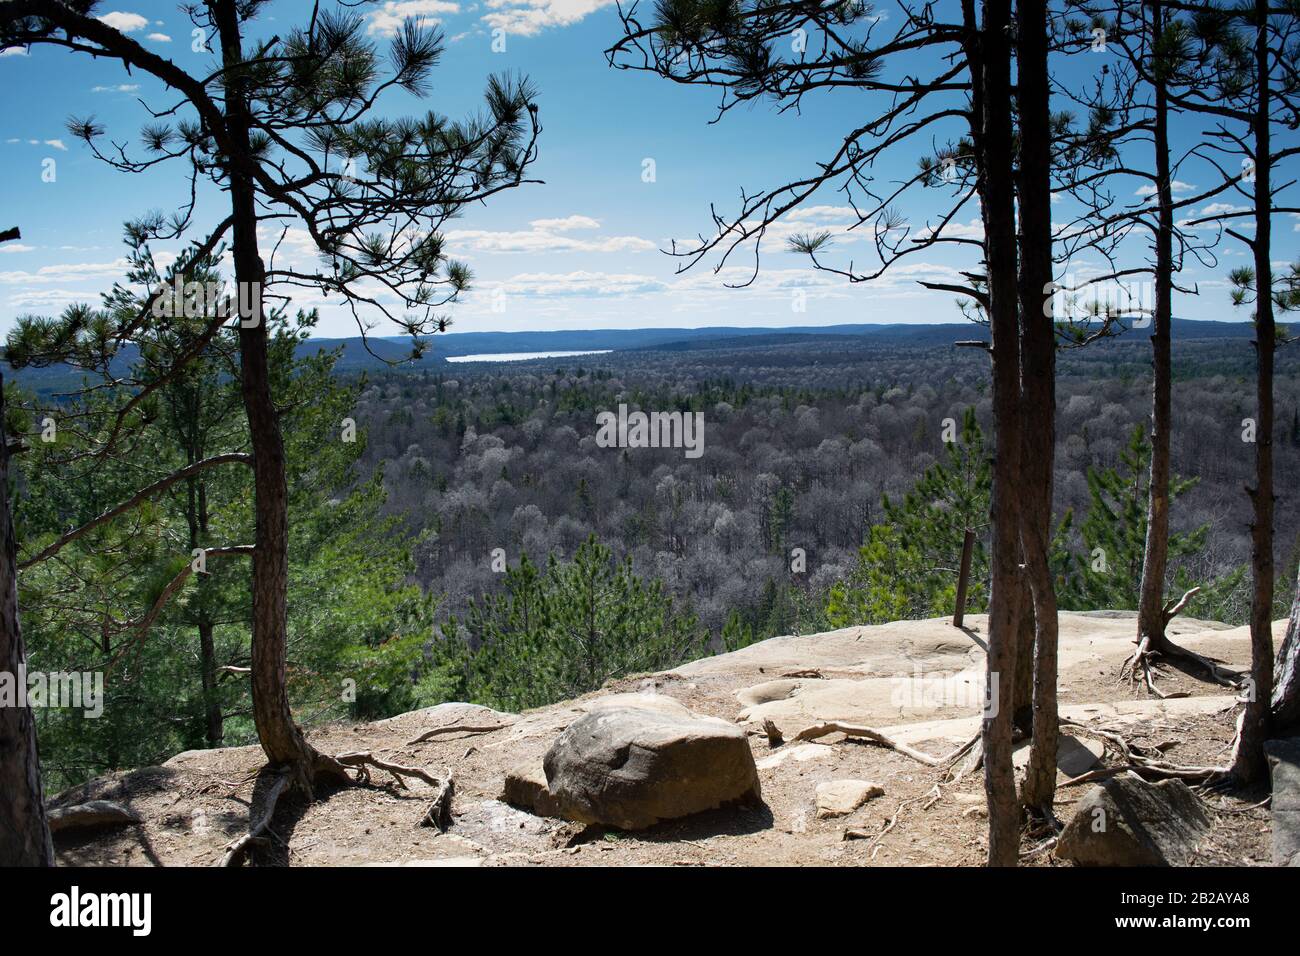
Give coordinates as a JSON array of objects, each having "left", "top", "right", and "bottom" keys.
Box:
[
  {"left": 0, "top": 244, "right": 35, "bottom": 254},
  {"left": 92, "top": 84, "right": 141, "bottom": 93},
  {"left": 366, "top": 1, "right": 460, "bottom": 37},
  {"left": 496, "top": 270, "right": 667, "bottom": 297},
  {"left": 0, "top": 259, "right": 131, "bottom": 285},
  {"left": 482, "top": 0, "right": 618, "bottom": 37},
  {"left": 146, "top": 32, "right": 172, "bottom": 43},
  {"left": 0, "top": 47, "right": 29, "bottom": 57},
  {"left": 1199, "top": 202, "right": 1249, "bottom": 217},
  {"left": 1135, "top": 180, "right": 1195, "bottom": 197},
  {"left": 529, "top": 215, "right": 600, "bottom": 232},
  {"left": 97, "top": 12, "right": 150, "bottom": 33},
  {"left": 446, "top": 225, "right": 655, "bottom": 255},
  {"left": 44, "top": 139, "right": 67, "bottom": 151}
]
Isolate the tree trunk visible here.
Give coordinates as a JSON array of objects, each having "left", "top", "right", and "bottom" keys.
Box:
[
  {"left": 1232, "top": 0, "right": 1275, "bottom": 782},
  {"left": 973, "top": 0, "right": 1023, "bottom": 866},
  {"left": 1273, "top": 564, "right": 1300, "bottom": 733},
  {"left": 0, "top": 370, "right": 55, "bottom": 866},
  {"left": 1136, "top": 2, "right": 1176, "bottom": 654},
  {"left": 214, "top": 0, "right": 318, "bottom": 792},
  {"left": 198, "top": 616, "right": 223, "bottom": 747},
  {"left": 954, "top": 528, "right": 975, "bottom": 628},
  {"left": 1011, "top": 572, "right": 1034, "bottom": 737},
  {"left": 1015, "top": 0, "right": 1060, "bottom": 815}
]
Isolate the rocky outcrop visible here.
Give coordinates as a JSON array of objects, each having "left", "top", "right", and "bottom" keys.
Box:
[
  {"left": 1055, "top": 773, "right": 1210, "bottom": 866},
  {"left": 1265, "top": 738, "right": 1300, "bottom": 867},
  {"left": 542, "top": 694, "right": 761, "bottom": 830}
]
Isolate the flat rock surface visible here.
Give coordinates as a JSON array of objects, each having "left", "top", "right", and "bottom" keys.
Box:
[{"left": 45, "top": 612, "right": 1279, "bottom": 867}]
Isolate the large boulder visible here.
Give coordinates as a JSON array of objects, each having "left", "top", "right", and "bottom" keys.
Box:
[
  {"left": 1265, "top": 738, "right": 1300, "bottom": 867},
  {"left": 1055, "top": 772, "right": 1210, "bottom": 866},
  {"left": 542, "top": 694, "right": 761, "bottom": 830}
]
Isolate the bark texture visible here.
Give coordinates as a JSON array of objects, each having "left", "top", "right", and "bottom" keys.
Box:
[
  {"left": 1015, "top": 0, "right": 1060, "bottom": 815},
  {"left": 1233, "top": 0, "right": 1275, "bottom": 783},
  {"left": 971, "top": 0, "right": 1023, "bottom": 866},
  {"left": 0, "top": 371, "right": 55, "bottom": 866},
  {"left": 1136, "top": 2, "right": 1176, "bottom": 655}
]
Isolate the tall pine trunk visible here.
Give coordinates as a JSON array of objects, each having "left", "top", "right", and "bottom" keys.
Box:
[
  {"left": 974, "top": 0, "right": 1024, "bottom": 866},
  {"left": 0, "top": 371, "right": 54, "bottom": 866},
  {"left": 1136, "top": 2, "right": 1176, "bottom": 652},
  {"left": 1232, "top": 0, "right": 1275, "bottom": 782},
  {"left": 1016, "top": 0, "right": 1060, "bottom": 814},
  {"left": 214, "top": 0, "right": 318, "bottom": 791}
]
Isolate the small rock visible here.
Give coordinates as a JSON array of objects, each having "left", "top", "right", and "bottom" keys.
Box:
[
  {"left": 756, "top": 743, "right": 834, "bottom": 771},
  {"left": 502, "top": 758, "right": 563, "bottom": 818},
  {"left": 1011, "top": 734, "right": 1103, "bottom": 778},
  {"left": 1055, "top": 772, "right": 1210, "bottom": 867},
  {"left": 815, "top": 779, "right": 884, "bottom": 819}
]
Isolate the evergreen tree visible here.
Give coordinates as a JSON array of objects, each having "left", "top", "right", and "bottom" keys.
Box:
[
  {"left": 445, "top": 537, "right": 704, "bottom": 711},
  {"left": 826, "top": 408, "right": 991, "bottom": 626},
  {"left": 1058, "top": 424, "right": 1238, "bottom": 615}
]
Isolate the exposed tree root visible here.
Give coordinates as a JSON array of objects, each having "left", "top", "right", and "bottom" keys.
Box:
[
  {"left": 219, "top": 770, "right": 290, "bottom": 867},
  {"left": 46, "top": 799, "right": 141, "bottom": 834},
  {"left": 761, "top": 719, "right": 784, "bottom": 748},
  {"left": 420, "top": 774, "right": 456, "bottom": 832},
  {"left": 1120, "top": 587, "right": 1243, "bottom": 694},
  {"left": 793, "top": 721, "right": 976, "bottom": 768},
  {"left": 218, "top": 751, "right": 452, "bottom": 866},
  {"left": 1058, "top": 719, "right": 1230, "bottom": 787}
]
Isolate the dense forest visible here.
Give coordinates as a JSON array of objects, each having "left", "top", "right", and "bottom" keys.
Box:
[{"left": 360, "top": 336, "right": 1300, "bottom": 638}]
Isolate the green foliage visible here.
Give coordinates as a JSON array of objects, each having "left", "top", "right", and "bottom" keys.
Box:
[
  {"left": 826, "top": 408, "right": 990, "bottom": 627},
  {"left": 441, "top": 536, "right": 705, "bottom": 711},
  {"left": 1056, "top": 424, "right": 1240, "bottom": 617},
  {"left": 11, "top": 248, "right": 436, "bottom": 790},
  {"left": 721, "top": 579, "right": 828, "bottom": 651}
]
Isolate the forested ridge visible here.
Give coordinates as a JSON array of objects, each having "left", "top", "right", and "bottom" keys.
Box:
[{"left": 362, "top": 336, "right": 1300, "bottom": 637}]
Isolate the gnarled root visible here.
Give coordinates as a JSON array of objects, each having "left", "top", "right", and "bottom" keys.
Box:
[
  {"left": 1059, "top": 719, "right": 1230, "bottom": 788},
  {"left": 794, "top": 721, "right": 975, "bottom": 768},
  {"left": 218, "top": 750, "right": 452, "bottom": 867},
  {"left": 1120, "top": 588, "right": 1243, "bottom": 695}
]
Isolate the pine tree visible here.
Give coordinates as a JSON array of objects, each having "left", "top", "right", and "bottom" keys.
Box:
[
  {"left": 446, "top": 537, "right": 705, "bottom": 711},
  {"left": 826, "top": 408, "right": 991, "bottom": 627}
]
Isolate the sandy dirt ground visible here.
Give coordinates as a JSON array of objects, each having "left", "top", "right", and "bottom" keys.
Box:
[{"left": 49, "top": 611, "right": 1278, "bottom": 867}]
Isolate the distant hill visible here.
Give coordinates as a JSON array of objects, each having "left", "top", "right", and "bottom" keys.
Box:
[{"left": 6, "top": 318, "right": 1259, "bottom": 396}]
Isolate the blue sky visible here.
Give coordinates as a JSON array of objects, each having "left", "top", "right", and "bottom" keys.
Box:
[{"left": 1, "top": 1, "right": 1297, "bottom": 339}]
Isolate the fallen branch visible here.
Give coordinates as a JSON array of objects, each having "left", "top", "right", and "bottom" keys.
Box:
[
  {"left": 793, "top": 721, "right": 970, "bottom": 768},
  {"left": 47, "top": 800, "right": 140, "bottom": 834},
  {"left": 406, "top": 723, "right": 513, "bottom": 746}
]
